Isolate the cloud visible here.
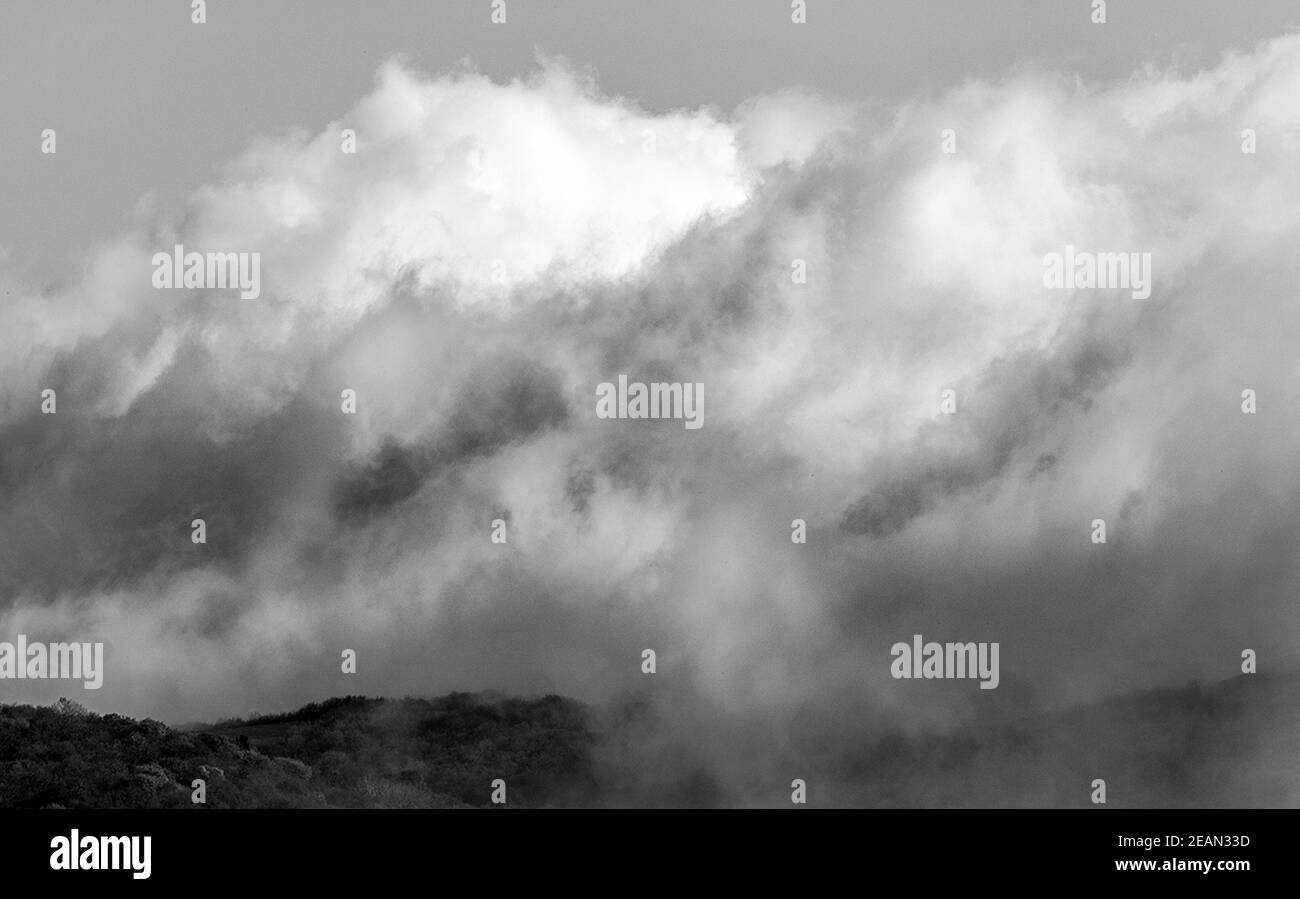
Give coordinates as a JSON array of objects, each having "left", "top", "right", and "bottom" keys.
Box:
[{"left": 1, "top": 31, "right": 1298, "bottom": 770}]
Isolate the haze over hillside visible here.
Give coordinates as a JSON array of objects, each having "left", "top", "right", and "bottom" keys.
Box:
[{"left": 1, "top": 673, "right": 1294, "bottom": 808}]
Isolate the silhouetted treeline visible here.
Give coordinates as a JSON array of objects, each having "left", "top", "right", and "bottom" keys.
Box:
[{"left": 0, "top": 693, "right": 596, "bottom": 809}]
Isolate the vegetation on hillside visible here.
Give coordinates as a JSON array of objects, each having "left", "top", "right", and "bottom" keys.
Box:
[
  {"left": 0, "top": 674, "right": 1293, "bottom": 808},
  {"left": 0, "top": 693, "right": 595, "bottom": 809}
]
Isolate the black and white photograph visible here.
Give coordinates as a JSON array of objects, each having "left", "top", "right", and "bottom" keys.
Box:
[{"left": 0, "top": 0, "right": 1296, "bottom": 884}]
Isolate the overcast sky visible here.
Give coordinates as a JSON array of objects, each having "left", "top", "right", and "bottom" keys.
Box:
[{"left": 0, "top": 0, "right": 1297, "bottom": 787}]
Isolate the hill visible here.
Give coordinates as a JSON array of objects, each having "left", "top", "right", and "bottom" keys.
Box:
[
  {"left": 0, "top": 693, "right": 595, "bottom": 809},
  {"left": 0, "top": 673, "right": 1294, "bottom": 808}
]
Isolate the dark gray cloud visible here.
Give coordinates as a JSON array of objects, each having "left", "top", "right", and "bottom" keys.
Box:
[
  {"left": 842, "top": 336, "right": 1132, "bottom": 538},
  {"left": 334, "top": 357, "right": 570, "bottom": 523}
]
